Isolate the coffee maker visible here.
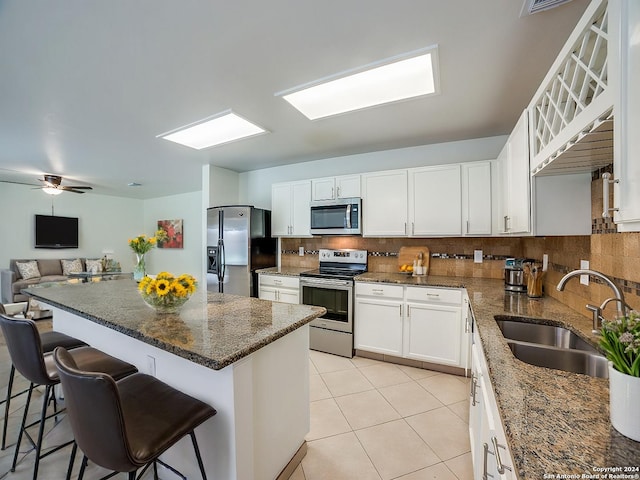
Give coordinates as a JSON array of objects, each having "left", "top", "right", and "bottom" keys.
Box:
[{"left": 504, "top": 258, "right": 528, "bottom": 293}]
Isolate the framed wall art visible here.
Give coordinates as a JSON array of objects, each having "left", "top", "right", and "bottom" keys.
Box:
[{"left": 157, "top": 219, "right": 183, "bottom": 249}]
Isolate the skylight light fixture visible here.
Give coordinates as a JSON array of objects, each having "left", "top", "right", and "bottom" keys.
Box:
[
  {"left": 276, "top": 45, "right": 440, "bottom": 120},
  {"left": 157, "top": 110, "right": 267, "bottom": 150}
]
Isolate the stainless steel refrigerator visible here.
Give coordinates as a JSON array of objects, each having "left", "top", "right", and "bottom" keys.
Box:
[{"left": 206, "top": 206, "right": 277, "bottom": 297}]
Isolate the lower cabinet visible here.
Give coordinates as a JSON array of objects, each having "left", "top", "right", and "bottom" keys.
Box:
[
  {"left": 354, "top": 282, "right": 469, "bottom": 369},
  {"left": 258, "top": 274, "right": 300, "bottom": 304},
  {"left": 469, "top": 325, "right": 515, "bottom": 480}
]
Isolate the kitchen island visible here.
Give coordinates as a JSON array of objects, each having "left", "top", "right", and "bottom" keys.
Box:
[{"left": 25, "top": 279, "right": 326, "bottom": 480}]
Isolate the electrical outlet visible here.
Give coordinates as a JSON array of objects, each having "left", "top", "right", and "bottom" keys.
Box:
[
  {"left": 147, "top": 355, "right": 156, "bottom": 376},
  {"left": 474, "top": 250, "right": 483, "bottom": 263},
  {"left": 299, "top": 246, "right": 304, "bottom": 256},
  {"left": 542, "top": 254, "right": 549, "bottom": 271},
  {"left": 580, "top": 260, "right": 589, "bottom": 285}
]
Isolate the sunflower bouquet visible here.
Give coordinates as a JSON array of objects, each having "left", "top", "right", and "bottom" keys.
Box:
[
  {"left": 128, "top": 230, "right": 167, "bottom": 255},
  {"left": 138, "top": 272, "right": 197, "bottom": 314}
]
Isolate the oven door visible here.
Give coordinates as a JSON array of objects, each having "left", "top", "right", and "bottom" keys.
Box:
[{"left": 300, "top": 277, "right": 353, "bottom": 333}]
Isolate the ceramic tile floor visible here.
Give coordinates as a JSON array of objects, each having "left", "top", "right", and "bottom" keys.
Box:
[
  {"left": 0, "top": 338, "right": 472, "bottom": 480},
  {"left": 294, "top": 351, "right": 473, "bottom": 480}
]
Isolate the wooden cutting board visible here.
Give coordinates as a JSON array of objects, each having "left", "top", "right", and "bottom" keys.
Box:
[{"left": 397, "top": 246, "right": 430, "bottom": 273}]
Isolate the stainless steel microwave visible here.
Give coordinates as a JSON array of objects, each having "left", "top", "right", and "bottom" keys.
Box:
[{"left": 310, "top": 198, "right": 362, "bottom": 235}]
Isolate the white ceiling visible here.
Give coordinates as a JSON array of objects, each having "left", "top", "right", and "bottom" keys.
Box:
[{"left": 0, "top": 0, "right": 590, "bottom": 199}]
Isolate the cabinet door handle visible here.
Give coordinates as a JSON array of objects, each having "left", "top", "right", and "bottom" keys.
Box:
[
  {"left": 404, "top": 222, "right": 407, "bottom": 235},
  {"left": 503, "top": 215, "right": 509, "bottom": 232},
  {"left": 412, "top": 222, "right": 415, "bottom": 235},
  {"left": 274, "top": 279, "right": 282, "bottom": 285},
  {"left": 426, "top": 293, "right": 440, "bottom": 298},
  {"left": 372, "top": 289, "right": 384, "bottom": 295},
  {"left": 602, "top": 172, "right": 619, "bottom": 218},
  {"left": 399, "top": 304, "right": 403, "bottom": 317},
  {"left": 337, "top": 186, "right": 341, "bottom": 198},
  {"left": 407, "top": 305, "right": 411, "bottom": 317},
  {"left": 491, "top": 436, "right": 512, "bottom": 475},
  {"left": 466, "top": 220, "right": 470, "bottom": 234},
  {"left": 470, "top": 374, "right": 479, "bottom": 406},
  {"left": 331, "top": 187, "right": 335, "bottom": 199},
  {"left": 482, "top": 443, "right": 490, "bottom": 480}
]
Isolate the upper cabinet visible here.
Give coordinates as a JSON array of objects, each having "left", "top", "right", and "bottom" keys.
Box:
[
  {"left": 362, "top": 170, "right": 408, "bottom": 236},
  {"left": 311, "top": 175, "right": 361, "bottom": 201},
  {"left": 529, "top": 0, "right": 612, "bottom": 176},
  {"left": 462, "top": 161, "right": 493, "bottom": 236},
  {"left": 610, "top": 0, "right": 640, "bottom": 231},
  {"left": 408, "top": 165, "right": 462, "bottom": 236},
  {"left": 500, "top": 110, "right": 531, "bottom": 235},
  {"left": 271, "top": 181, "right": 311, "bottom": 237}
]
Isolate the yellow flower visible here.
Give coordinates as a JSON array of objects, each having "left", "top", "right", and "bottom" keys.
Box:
[
  {"left": 156, "top": 271, "right": 174, "bottom": 280},
  {"left": 172, "top": 282, "right": 187, "bottom": 298},
  {"left": 155, "top": 279, "right": 171, "bottom": 297}
]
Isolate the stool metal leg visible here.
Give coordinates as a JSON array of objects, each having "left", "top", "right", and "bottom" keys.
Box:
[
  {"left": 66, "top": 441, "right": 77, "bottom": 480},
  {"left": 12, "top": 383, "right": 34, "bottom": 472},
  {"left": 2, "top": 365, "right": 16, "bottom": 450},
  {"left": 190, "top": 431, "right": 208, "bottom": 480}
]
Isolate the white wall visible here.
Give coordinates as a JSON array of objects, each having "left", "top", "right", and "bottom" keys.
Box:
[
  {"left": 0, "top": 182, "right": 143, "bottom": 269},
  {"left": 238, "top": 135, "right": 508, "bottom": 208},
  {"left": 209, "top": 165, "right": 240, "bottom": 208},
  {"left": 142, "top": 190, "right": 204, "bottom": 281}
]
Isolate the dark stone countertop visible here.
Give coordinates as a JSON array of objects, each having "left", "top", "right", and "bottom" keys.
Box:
[
  {"left": 255, "top": 266, "right": 312, "bottom": 277},
  {"left": 355, "top": 274, "right": 640, "bottom": 476},
  {"left": 25, "top": 279, "right": 325, "bottom": 371}
]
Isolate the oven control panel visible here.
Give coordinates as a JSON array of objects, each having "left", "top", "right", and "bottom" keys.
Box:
[{"left": 319, "top": 249, "right": 367, "bottom": 263}]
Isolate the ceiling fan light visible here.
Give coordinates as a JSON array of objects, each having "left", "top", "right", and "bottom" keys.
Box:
[{"left": 42, "top": 187, "right": 63, "bottom": 195}]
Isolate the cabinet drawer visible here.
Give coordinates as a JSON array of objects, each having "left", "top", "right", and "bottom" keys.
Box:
[
  {"left": 259, "top": 274, "right": 300, "bottom": 289},
  {"left": 355, "top": 282, "right": 404, "bottom": 299},
  {"left": 406, "top": 287, "right": 462, "bottom": 304}
]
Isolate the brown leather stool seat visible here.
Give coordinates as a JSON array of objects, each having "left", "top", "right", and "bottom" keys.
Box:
[
  {"left": 1, "top": 311, "right": 87, "bottom": 451},
  {"left": 55, "top": 347, "right": 217, "bottom": 480},
  {"left": 0, "top": 314, "right": 138, "bottom": 480}
]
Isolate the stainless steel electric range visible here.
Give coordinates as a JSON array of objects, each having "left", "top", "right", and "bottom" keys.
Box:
[{"left": 299, "top": 249, "right": 367, "bottom": 358}]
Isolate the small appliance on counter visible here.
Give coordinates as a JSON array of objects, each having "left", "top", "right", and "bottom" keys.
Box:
[{"left": 504, "top": 258, "right": 530, "bottom": 293}]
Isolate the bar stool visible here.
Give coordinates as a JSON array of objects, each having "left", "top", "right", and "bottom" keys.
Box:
[
  {"left": 54, "top": 346, "right": 217, "bottom": 480},
  {"left": 0, "top": 314, "right": 138, "bottom": 480},
  {"left": 1, "top": 303, "right": 87, "bottom": 450}
]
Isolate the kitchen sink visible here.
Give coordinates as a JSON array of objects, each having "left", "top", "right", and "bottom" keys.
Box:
[
  {"left": 495, "top": 316, "right": 608, "bottom": 378},
  {"left": 506, "top": 341, "right": 608, "bottom": 378},
  {"left": 495, "top": 317, "right": 598, "bottom": 353}
]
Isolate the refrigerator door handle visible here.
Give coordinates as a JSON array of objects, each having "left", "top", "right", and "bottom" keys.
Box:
[{"left": 219, "top": 240, "right": 226, "bottom": 282}]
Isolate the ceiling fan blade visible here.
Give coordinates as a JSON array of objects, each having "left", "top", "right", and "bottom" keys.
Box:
[
  {"left": 0, "top": 179, "right": 41, "bottom": 187},
  {"left": 59, "top": 186, "right": 86, "bottom": 194},
  {"left": 64, "top": 185, "right": 93, "bottom": 190}
]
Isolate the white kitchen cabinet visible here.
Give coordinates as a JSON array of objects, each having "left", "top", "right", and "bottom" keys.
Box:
[
  {"left": 405, "top": 287, "right": 464, "bottom": 366},
  {"left": 469, "top": 325, "right": 515, "bottom": 480},
  {"left": 271, "top": 181, "right": 311, "bottom": 237},
  {"left": 462, "top": 161, "right": 493, "bottom": 236},
  {"left": 258, "top": 274, "right": 300, "bottom": 304},
  {"left": 355, "top": 283, "right": 469, "bottom": 369},
  {"left": 500, "top": 110, "right": 531, "bottom": 235},
  {"left": 311, "top": 175, "right": 361, "bottom": 201},
  {"left": 611, "top": 0, "right": 640, "bottom": 232},
  {"left": 361, "top": 170, "right": 408, "bottom": 236},
  {"left": 354, "top": 283, "right": 404, "bottom": 356},
  {"left": 408, "top": 165, "right": 462, "bottom": 236}
]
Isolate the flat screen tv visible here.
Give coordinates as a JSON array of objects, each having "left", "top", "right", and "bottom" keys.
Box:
[{"left": 35, "top": 215, "right": 79, "bottom": 249}]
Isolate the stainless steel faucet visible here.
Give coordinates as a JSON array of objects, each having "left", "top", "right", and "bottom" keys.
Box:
[{"left": 556, "top": 269, "right": 629, "bottom": 334}]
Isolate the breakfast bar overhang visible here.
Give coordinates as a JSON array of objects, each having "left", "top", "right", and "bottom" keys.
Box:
[{"left": 25, "top": 279, "right": 326, "bottom": 480}]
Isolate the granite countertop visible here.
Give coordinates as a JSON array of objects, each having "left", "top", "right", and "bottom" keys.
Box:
[
  {"left": 25, "top": 279, "right": 325, "bottom": 371},
  {"left": 355, "top": 274, "right": 640, "bottom": 475},
  {"left": 255, "top": 266, "right": 311, "bottom": 277}
]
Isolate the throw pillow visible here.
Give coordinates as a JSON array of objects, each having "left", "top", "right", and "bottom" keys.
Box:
[
  {"left": 16, "top": 261, "right": 41, "bottom": 280},
  {"left": 61, "top": 258, "right": 83, "bottom": 276},
  {"left": 85, "top": 259, "right": 103, "bottom": 274}
]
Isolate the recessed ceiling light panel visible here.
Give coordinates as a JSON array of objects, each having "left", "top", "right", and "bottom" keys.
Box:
[
  {"left": 157, "top": 110, "right": 268, "bottom": 150},
  {"left": 276, "top": 46, "right": 440, "bottom": 120}
]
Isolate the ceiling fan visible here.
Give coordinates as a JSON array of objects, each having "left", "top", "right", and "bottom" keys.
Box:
[
  {"left": 37, "top": 174, "right": 93, "bottom": 195},
  {"left": 0, "top": 173, "right": 93, "bottom": 194}
]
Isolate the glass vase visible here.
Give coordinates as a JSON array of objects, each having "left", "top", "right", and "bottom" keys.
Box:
[{"left": 133, "top": 253, "right": 146, "bottom": 282}]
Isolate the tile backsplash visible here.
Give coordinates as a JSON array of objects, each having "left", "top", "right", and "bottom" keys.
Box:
[{"left": 281, "top": 166, "right": 639, "bottom": 318}]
